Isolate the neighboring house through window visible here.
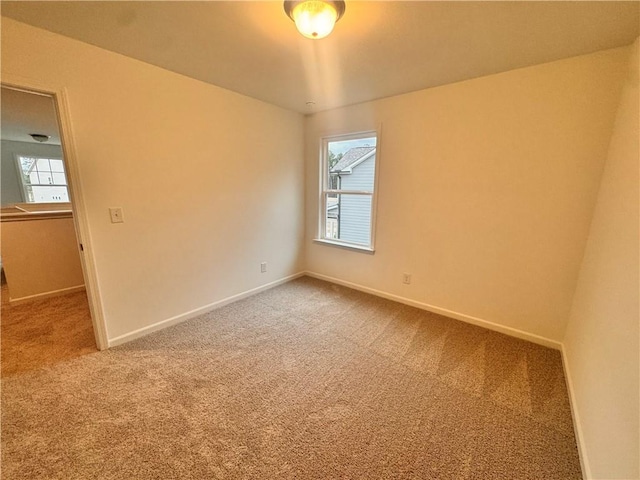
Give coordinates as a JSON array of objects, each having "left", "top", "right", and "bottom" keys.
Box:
[
  {"left": 16, "top": 156, "right": 69, "bottom": 203},
  {"left": 319, "top": 131, "right": 378, "bottom": 251}
]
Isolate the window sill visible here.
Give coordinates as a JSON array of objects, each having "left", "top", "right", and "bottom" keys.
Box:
[{"left": 313, "top": 238, "right": 375, "bottom": 254}]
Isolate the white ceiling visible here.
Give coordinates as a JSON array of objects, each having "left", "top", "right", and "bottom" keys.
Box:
[
  {"left": 2, "top": 1, "right": 639, "bottom": 114},
  {"left": 1, "top": 87, "right": 62, "bottom": 145}
]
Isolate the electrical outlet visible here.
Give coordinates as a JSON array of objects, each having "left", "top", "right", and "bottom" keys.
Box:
[
  {"left": 402, "top": 273, "right": 411, "bottom": 285},
  {"left": 109, "top": 207, "right": 124, "bottom": 223},
  {"left": 261, "top": 262, "right": 267, "bottom": 273}
]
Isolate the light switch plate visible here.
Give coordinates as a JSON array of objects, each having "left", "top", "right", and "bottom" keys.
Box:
[{"left": 109, "top": 207, "right": 124, "bottom": 223}]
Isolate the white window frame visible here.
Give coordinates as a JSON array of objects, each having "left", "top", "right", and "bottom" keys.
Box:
[
  {"left": 315, "top": 130, "right": 380, "bottom": 253},
  {"left": 14, "top": 154, "right": 70, "bottom": 203}
]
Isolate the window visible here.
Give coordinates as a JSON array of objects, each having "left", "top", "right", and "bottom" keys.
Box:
[
  {"left": 318, "top": 131, "right": 378, "bottom": 251},
  {"left": 16, "top": 156, "right": 70, "bottom": 203}
]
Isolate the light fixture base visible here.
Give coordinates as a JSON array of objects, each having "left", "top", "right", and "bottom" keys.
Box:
[{"left": 29, "top": 133, "right": 50, "bottom": 143}]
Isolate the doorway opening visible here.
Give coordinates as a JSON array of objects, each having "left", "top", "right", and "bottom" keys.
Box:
[{"left": 0, "top": 85, "right": 103, "bottom": 376}]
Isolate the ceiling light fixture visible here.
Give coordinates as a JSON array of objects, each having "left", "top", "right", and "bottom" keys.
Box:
[
  {"left": 284, "top": 1, "right": 345, "bottom": 39},
  {"left": 29, "top": 134, "right": 50, "bottom": 143}
]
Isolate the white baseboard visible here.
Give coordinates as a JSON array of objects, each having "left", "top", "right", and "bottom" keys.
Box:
[
  {"left": 304, "top": 271, "right": 562, "bottom": 350},
  {"left": 8, "top": 285, "right": 85, "bottom": 304},
  {"left": 108, "top": 272, "right": 305, "bottom": 347},
  {"left": 560, "top": 344, "right": 591, "bottom": 479}
]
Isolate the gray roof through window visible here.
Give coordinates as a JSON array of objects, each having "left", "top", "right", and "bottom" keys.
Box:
[{"left": 330, "top": 146, "right": 375, "bottom": 173}]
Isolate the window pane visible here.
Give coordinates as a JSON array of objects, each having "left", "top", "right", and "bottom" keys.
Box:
[
  {"left": 19, "top": 157, "right": 36, "bottom": 174},
  {"left": 31, "top": 185, "right": 69, "bottom": 203},
  {"left": 18, "top": 157, "right": 36, "bottom": 175},
  {"left": 327, "top": 136, "right": 376, "bottom": 190},
  {"left": 52, "top": 172, "right": 67, "bottom": 185},
  {"left": 37, "top": 171, "right": 54, "bottom": 185},
  {"left": 325, "top": 193, "right": 372, "bottom": 246},
  {"left": 36, "top": 158, "right": 50, "bottom": 171},
  {"left": 50, "top": 159, "right": 65, "bottom": 173},
  {"left": 29, "top": 172, "right": 39, "bottom": 184}
]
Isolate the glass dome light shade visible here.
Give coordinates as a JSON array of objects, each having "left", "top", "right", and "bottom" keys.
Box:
[{"left": 291, "top": 1, "right": 339, "bottom": 39}]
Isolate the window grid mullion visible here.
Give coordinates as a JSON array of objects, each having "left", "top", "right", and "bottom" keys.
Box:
[{"left": 323, "top": 190, "right": 373, "bottom": 196}]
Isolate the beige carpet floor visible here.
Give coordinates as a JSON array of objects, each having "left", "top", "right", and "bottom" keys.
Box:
[
  {"left": 1, "top": 277, "right": 582, "bottom": 479},
  {"left": 1, "top": 284, "right": 97, "bottom": 377}
]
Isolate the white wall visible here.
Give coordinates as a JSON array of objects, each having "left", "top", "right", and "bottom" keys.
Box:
[
  {"left": 1, "top": 18, "right": 305, "bottom": 342},
  {"left": 304, "top": 47, "right": 629, "bottom": 344},
  {"left": 1, "top": 215, "right": 85, "bottom": 301},
  {"left": 563, "top": 39, "right": 639, "bottom": 479},
  {"left": 1, "top": 140, "right": 63, "bottom": 205}
]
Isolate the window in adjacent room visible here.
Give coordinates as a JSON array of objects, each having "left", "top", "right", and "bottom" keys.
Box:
[
  {"left": 318, "top": 131, "right": 378, "bottom": 251},
  {"left": 16, "top": 156, "right": 70, "bottom": 203}
]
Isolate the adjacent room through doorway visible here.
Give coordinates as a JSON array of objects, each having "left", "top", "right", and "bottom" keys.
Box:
[{"left": 0, "top": 86, "right": 97, "bottom": 376}]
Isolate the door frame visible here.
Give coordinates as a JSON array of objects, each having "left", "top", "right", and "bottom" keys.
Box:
[{"left": 2, "top": 74, "right": 108, "bottom": 350}]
